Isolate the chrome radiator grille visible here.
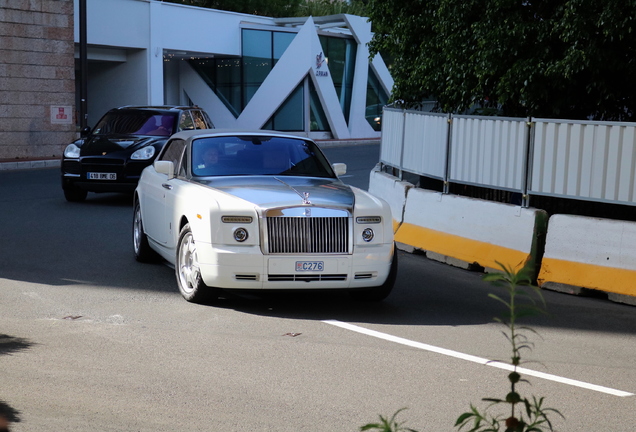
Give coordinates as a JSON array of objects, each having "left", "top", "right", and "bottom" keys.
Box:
[{"left": 266, "top": 217, "right": 349, "bottom": 254}]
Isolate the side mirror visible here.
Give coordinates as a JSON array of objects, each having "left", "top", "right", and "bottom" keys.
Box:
[
  {"left": 332, "top": 163, "right": 347, "bottom": 177},
  {"left": 155, "top": 160, "right": 175, "bottom": 179},
  {"left": 80, "top": 126, "right": 91, "bottom": 137}
]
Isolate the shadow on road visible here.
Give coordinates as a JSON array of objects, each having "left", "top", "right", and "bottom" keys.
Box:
[
  {"left": 0, "top": 334, "right": 30, "bottom": 428},
  {"left": 0, "top": 334, "right": 34, "bottom": 356},
  {"left": 198, "top": 251, "right": 636, "bottom": 335}
]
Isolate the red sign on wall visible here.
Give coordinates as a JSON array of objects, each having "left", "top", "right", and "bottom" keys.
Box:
[{"left": 50, "top": 105, "right": 73, "bottom": 124}]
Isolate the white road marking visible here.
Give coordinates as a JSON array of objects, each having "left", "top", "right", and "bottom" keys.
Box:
[{"left": 323, "top": 320, "right": 634, "bottom": 398}]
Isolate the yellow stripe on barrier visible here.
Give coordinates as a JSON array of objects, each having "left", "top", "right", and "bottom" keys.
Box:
[
  {"left": 395, "top": 222, "right": 530, "bottom": 271},
  {"left": 538, "top": 258, "right": 636, "bottom": 297}
]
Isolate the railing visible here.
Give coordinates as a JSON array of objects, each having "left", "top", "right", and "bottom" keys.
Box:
[{"left": 380, "top": 107, "right": 636, "bottom": 208}]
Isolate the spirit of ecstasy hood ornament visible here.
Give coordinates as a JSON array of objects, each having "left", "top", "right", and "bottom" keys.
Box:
[{"left": 275, "top": 177, "right": 311, "bottom": 205}]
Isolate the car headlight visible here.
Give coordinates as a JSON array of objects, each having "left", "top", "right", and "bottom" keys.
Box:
[
  {"left": 64, "top": 143, "right": 81, "bottom": 158},
  {"left": 233, "top": 227, "right": 249, "bottom": 242},
  {"left": 131, "top": 146, "right": 156, "bottom": 160},
  {"left": 361, "top": 228, "right": 374, "bottom": 242}
]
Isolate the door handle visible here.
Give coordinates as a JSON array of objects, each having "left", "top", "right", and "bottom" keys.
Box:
[{"left": 162, "top": 183, "right": 173, "bottom": 190}]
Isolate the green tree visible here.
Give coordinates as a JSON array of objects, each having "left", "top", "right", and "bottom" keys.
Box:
[{"left": 367, "top": 0, "right": 636, "bottom": 120}]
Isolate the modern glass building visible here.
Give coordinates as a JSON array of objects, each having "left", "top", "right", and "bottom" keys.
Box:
[{"left": 76, "top": 0, "right": 392, "bottom": 139}]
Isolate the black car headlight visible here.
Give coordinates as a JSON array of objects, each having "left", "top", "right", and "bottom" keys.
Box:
[
  {"left": 64, "top": 143, "right": 81, "bottom": 159},
  {"left": 131, "top": 146, "right": 156, "bottom": 160}
]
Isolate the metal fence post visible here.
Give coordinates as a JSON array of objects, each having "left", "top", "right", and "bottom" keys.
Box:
[
  {"left": 443, "top": 114, "right": 452, "bottom": 194},
  {"left": 398, "top": 109, "right": 407, "bottom": 180},
  {"left": 522, "top": 117, "right": 535, "bottom": 208}
]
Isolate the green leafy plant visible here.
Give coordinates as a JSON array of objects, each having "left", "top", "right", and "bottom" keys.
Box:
[
  {"left": 360, "top": 408, "right": 419, "bottom": 432},
  {"left": 455, "top": 262, "right": 563, "bottom": 432}
]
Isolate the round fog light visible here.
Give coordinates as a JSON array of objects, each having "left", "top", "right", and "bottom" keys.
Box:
[
  {"left": 361, "top": 228, "right": 374, "bottom": 242},
  {"left": 234, "top": 227, "right": 248, "bottom": 242}
]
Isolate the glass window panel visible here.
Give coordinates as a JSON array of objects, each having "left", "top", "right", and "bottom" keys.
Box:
[
  {"left": 366, "top": 66, "right": 389, "bottom": 131},
  {"left": 242, "top": 29, "right": 272, "bottom": 58},
  {"left": 242, "top": 29, "right": 273, "bottom": 108},
  {"left": 273, "top": 32, "right": 295, "bottom": 61},
  {"left": 309, "top": 79, "right": 329, "bottom": 132},
  {"left": 318, "top": 36, "right": 356, "bottom": 122},
  {"left": 214, "top": 58, "right": 241, "bottom": 117},
  {"left": 179, "top": 111, "right": 195, "bottom": 130},
  {"left": 264, "top": 84, "right": 304, "bottom": 131}
]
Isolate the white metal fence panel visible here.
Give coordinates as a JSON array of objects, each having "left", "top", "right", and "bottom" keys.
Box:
[
  {"left": 450, "top": 115, "right": 528, "bottom": 191},
  {"left": 401, "top": 112, "right": 448, "bottom": 179},
  {"left": 531, "top": 119, "right": 636, "bottom": 204},
  {"left": 379, "top": 108, "right": 404, "bottom": 167}
]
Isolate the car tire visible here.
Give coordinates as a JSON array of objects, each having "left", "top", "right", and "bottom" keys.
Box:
[
  {"left": 63, "top": 185, "right": 88, "bottom": 202},
  {"left": 176, "top": 223, "right": 219, "bottom": 304},
  {"left": 349, "top": 245, "right": 398, "bottom": 302},
  {"left": 133, "top": 201, "right": 158, "bottom": 263}
]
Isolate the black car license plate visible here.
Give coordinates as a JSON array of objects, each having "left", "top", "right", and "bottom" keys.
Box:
[{"left": 88, "top": 172, "right": 117, "bottom": 180}]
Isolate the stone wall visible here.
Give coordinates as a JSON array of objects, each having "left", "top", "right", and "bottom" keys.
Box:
[{"left": 0, "top": 0, "right": 76, "bottom": 160}]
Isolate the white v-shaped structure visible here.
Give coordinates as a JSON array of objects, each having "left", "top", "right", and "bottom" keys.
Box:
[{"left": 179, "top": 15, "right": 392, "bottom": 139}]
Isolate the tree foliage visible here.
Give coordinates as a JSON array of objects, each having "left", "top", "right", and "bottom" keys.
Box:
[{"left": 367, "top": 0, "right": 636, "bottom": 120}]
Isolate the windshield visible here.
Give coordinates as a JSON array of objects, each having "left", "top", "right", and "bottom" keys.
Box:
[
  {"left": 191, "top": 136, "right": 335, "bottom": 178},
  {"left": 93, "top": 111, "right": 176, "bottom": 136}
]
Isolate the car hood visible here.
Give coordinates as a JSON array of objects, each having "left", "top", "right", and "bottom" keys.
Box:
[
  {"left": 80, "top": 134, "right": 165, "bottom": 156},
  {"left": 201, "top": 176, "right": 354, "bottom": 210}
]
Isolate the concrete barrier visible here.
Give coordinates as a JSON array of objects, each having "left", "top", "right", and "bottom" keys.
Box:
[
  {"left": 368, "top": 166, "right": 413, "bottom": 232},
  {"left": 394, "top": 188, "right": 548, "bottom": 273},
  {"left": 538, "top": 215, "right": 636, "bottom": 305}
]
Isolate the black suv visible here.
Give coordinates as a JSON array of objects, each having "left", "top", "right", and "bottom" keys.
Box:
[{"left": 61, "top": 105, "right": 214, "bottom": 201}]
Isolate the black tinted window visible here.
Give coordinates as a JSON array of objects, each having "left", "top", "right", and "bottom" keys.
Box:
[
  {"left": 179, "top": 112, "right": 195, "bottom": 131},
  {"left": 93, "top": 111, "right": 176, "bottom": 136},
  {"left": 191, "top": 110, "right": 210, "bottom": 129}
]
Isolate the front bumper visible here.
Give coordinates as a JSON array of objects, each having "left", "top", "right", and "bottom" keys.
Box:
[
  {"left": 61, "top": 158, "right": 149, "bottom": 193},
  {"left": 196, "top": 243, "right": 394, "bottom": 290}
]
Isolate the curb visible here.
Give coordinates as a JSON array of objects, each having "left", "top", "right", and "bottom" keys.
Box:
[{"left": 0, "top": 159, "right": 61, "bottom": 171}]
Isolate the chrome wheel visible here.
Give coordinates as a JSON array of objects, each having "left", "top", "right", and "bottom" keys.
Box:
[
  {"left": 132, "top": 200, "right": 156, "bottom": 262},
  {"left": 175, "top": 223, "right": 220, "bottom": 303},
  {"left": 133, "top": 206, "right": 143, "bottom": 254},
  {"left": 177, "top": 231, "right": 200, "bottom": 295}
]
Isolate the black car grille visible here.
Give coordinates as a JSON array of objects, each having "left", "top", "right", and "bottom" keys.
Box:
[
  {"left": 81, "top": 158, "right": 125, "bottom": 167},
  {"left": 266, "top": 216, "right": 349, "bottom": 254}
]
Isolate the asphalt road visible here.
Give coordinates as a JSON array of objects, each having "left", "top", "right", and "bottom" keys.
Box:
[{"left": 1, "top": 145, "right": 635, "bottom": 431}]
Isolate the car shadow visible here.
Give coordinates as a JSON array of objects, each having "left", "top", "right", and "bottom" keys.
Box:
[{"left": 205, "top": 251, "right": 636, "bottom": 334}]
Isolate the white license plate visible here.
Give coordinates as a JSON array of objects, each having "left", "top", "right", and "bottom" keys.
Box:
[
  {"left": 295, "top": 261, "right": 324, "bottom": 272},
  {"left": 88, "top": 172, "right": 117, "bottom": 180}
]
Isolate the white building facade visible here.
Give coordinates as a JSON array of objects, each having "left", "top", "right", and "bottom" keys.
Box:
[{"left": 75, "top": 0, "right": 393, "bottom": 139}]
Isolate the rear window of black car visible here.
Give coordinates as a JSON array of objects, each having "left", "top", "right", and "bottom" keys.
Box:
[{"left": 191, "top": 136, "right": 335, "bottom": 178}]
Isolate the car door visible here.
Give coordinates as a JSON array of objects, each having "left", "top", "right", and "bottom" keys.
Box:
[{"left": 143, "top": 138, "right": 187, "bottom": 245}]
